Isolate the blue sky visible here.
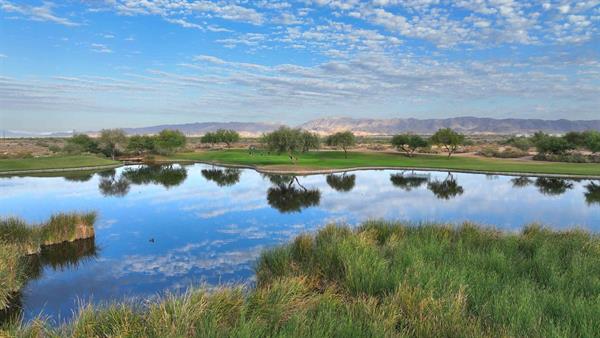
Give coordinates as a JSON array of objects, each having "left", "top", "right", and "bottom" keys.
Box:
[{"left": 1, "top": 0, "right": 599, "bottom": 131}]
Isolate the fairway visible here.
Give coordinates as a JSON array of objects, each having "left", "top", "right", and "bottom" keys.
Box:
[
  {"left": 0, "top": 155, "right": 119, "bottom": 173},
  {"left": 170, "top": 150, "right": 600, "bottom": 177}
]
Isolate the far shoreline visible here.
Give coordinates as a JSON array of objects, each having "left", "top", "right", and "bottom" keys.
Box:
[
  {"left": 161, "top": 159, "right": 600, "bottom": 180},
  {"left": 2, "top": 151, "right": 600, "bottom": 179}
]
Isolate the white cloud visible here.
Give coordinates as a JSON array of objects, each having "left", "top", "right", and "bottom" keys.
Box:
[
  {"left": 164, "top": 18, "right": 204, "bottom": 30},
  {"left": 304, "top": 0, "right": 598, "bottom": 48},
  {"left": 273, "top": 12, "right": 304, "bottom": 25},
  {"left": 0, "top": 0, "right": 79, "bottom": 26},
  {"left": 2, "top": 0, "right": 599, "bottom": 126},
  {"left": 91, "top": 43, "right": 113, "bottom": 53},
  {"left": 558, "top": 4, "right": 571, "bottom": 14},
  {"left": 108, "top": 0, "right": 264, "bottom": 25},
  {"left": 3, "top": 51, "right": 600, "bottom": 122}
]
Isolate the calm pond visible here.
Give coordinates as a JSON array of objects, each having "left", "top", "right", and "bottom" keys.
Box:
[{"left": 1, "top": 163, "right": 599, "bottom": 322}]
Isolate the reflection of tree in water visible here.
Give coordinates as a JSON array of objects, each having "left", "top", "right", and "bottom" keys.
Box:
[
  {"left": 97, "top": 169, "right": 116, "bottom": 178},
  {"left": 511, "top": 176, "right": 533, "bottom": 188},
  {"left": 326, "top": 173, "right": 356, "bottom": 192},
  {"left": 390, "top": 172, "right": 429, "bottom": 191},
  {"left": 98, "top": 170, "right": 131, "bottom": 197},
  {"left": 584, "top": 182, "right": 600, "bottom": 205},
  {"left": 264, "top": 174, "right": 296, "bottom": 186},
  {"left": 123, "top": 165, "right": 188, "bottom": 188},
  {"left": 98, "top": 165, "right": 188, "bottom": 196},
  {"left": 265, "top": 175, "right": 321, "bottom": 213},
  {"left": 40, "top": 237, "right": 98, "bottom": 271},
  {"left": 62, "top": 172, "right": 95, "bottom": 182},
  {"left": 427, "top": 173, "right": 464, "bottom": 200},
  {"left": 0, "top": 238, "right": 97, "bottom": 324},
  {"left": 201, "top": 168, "right": 241, "bottom": 187},
  {"left": 534, "top": 178, "right": 574, "bottom": 196}
]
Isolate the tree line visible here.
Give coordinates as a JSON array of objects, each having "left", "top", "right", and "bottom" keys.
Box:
[
  {"left": 256, "top": 126, "right": 468, "bottom": 160},
  {"left": 65, "top": 129, "right": 187, "bottom": 159},
  {"left": 259, "top": 127, "right": 600, "bottom": 161},
  {"left": 64, "top": 125, "right": 600, "bottom": 162},
  {"left": 258, "top": 127, "right": 357, "bottom": 162},
  {"left": 529, "top": 131, "right": 600, "bottom": 155}
]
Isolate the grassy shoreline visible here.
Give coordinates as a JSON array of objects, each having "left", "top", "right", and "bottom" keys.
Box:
[
  {"left": 0, "top": 155, "right": 119, "bottom": 174},
  {"left": 169, "top": 150, "right": 600, "bottom": 177},
  {"left": 3, "top": 221, "right": 598, "bottom": 337},
  {"left": 0, "top": 213, "right": 97, "bottom": 312},
  {"left": 2, "top": 151, "right": 599, "bottom": 178}
]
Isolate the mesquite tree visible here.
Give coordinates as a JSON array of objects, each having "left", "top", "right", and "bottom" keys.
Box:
[
  {"left": 391, "top": 134, "right": 428, "bottom": 157},
  {"left": 430, "top": 128, "right": 465, "bottom": 158},
  {"left": 325, "top": 131, "right": 356, "bottom": 158}
]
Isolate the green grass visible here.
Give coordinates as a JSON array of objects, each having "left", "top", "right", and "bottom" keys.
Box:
[
  {"left": 0, "top": 243, "right": 24, "bottom": 310},
  {"left": 0, "top": 155, "right": 118, "bottom": 173},
  {"left": 0, "top": 213, "right": 97, "bottom": 311},
  {"left": 4, "top": 221, "right": 599, "bottom": 337},
  {"left": 170, "top": 150, "right": 600, "bottom": 177}
]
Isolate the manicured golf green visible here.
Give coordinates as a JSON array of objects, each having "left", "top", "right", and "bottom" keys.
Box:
[
  {"left": 170, "top": 150, "right": 600, "bottom": 176},
  {"left": 0, "top": 155, "right": 119, "bottom": 173}
]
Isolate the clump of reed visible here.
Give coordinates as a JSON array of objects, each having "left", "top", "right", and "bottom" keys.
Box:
[
  {"left": 0, "top": 212, "right": 96, "bottom": 253},
  {"left": 0, "top": 218, "right": 39, "bottom": 255},
  {"left": 0, "top": 212, "right": 97, "bottom": 314},
  {"left": 0, "top": 244, "right": 25, "bottom": 310},
  {"left": 40, "top": 212, "right": 96, "bottom": 246},
  {"left": 3, "top": 221, "right": 599, "bottom": 337}
]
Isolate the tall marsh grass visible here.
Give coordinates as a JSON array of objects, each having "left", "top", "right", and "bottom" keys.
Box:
[
  {"left": 2, "top": 221, "right": 600, "bottom": 337},
  {"left": 0, "top": 212, "right": 96, "bottom": 314},
  {"left": 0, "top": 244, "right": 24, "bottom": 310}
]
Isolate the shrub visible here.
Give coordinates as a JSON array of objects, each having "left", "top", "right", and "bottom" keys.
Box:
[
  {"left": 503, "top": 136, "right": 532, "bottom": 151},
  {"left": 533, "top": 152, "right": 600, "bottom": 163},
  {"left": 478, "top": 146, "right": 528, "bottom": 158},
  {"left": 583, "top": 130, "right": 600, "bottom": 154},
  {"left": 67, "top": 134, "right": 100, "bottom": 154},
  {"left": 533, "top": 132, "right": 574, "bottom": 155}
]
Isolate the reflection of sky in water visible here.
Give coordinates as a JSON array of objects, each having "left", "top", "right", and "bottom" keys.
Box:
[{"left": 0, "top": 164, "right": 599, "bottom": 322}]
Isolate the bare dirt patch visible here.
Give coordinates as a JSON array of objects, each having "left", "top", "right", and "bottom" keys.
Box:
[{"left": 0, "top": 139, "right": 65, "bottom": 158}]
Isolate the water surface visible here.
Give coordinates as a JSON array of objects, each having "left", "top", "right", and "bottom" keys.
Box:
[{"left": 1, "top": 164, "right": 599, "bottom": 322}]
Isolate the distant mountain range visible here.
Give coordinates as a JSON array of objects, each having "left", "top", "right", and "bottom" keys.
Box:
[
  {"left": 0, "top": 130, "right": 74, "bottom": 138},
  {"left": 1, "top": 122, "right": 283, "bottom": 138},
  {"left": 119, "top": 122, "right": 283, "bottom": 137},
  {"left": 3, "top": 117, "right": 600, "bottom": 138},
  {"left": 298, "top": 117, "right": 600, "bottom": 135}
]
